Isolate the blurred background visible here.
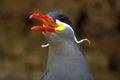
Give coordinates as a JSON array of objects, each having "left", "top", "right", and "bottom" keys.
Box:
[{"left": 0, "top": 0, "right": 120, "bottom": 80}]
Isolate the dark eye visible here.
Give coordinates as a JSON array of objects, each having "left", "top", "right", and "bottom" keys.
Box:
[{"left": 59, "top": 16, "right": 65, "bottom": 22}]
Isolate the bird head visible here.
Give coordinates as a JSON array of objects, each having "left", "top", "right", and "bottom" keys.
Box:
[
  {"left": 30, "top": 11, "right": 76, "bottom": 44},
  {"left": 29, "top": 11, "right": 90, "bottom": 47}
]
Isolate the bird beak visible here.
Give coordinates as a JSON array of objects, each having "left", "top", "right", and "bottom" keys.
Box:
[{"left": 29, "top": 13, "right": 57, "bottom": 32}]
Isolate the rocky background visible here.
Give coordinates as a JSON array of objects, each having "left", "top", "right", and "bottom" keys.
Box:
[{"left": 0, "top": 0, "right": 120, "bottom": 80}]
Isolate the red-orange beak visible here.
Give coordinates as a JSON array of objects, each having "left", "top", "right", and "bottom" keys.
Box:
[{"left": 29, "top": 13, "right": 57, "bottom": 32}]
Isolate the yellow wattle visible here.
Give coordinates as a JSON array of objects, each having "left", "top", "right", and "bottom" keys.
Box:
[{"left": 56, "top": 22, "right": 65, "bottom": 31}]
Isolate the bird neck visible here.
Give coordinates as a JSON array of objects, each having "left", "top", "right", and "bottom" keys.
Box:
[{"left": 46, "top": 40, "right": 87, "bottom": 70}]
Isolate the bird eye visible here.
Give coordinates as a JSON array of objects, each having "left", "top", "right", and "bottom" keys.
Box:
[{"left": 59, "top": 16, "right": 65, "bottom": 22}]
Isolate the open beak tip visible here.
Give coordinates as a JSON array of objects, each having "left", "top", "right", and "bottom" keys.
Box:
[
  {"left": 31, "top": 26, "right": 37, "bottom": 30},
  {"left": 29, "top": 13, "right": 40, "bottom": 19},
  {"left": 31, "top": 27, "right": 35, "bottom": 30},
  {"left": 31, "top": 26, "right": 42, "bottom": 31},
  {"left": 29, "top": 14, "right": 35, "bottom": 19},
  {"left": 29, "top": 15, "right": 33, "bottom": 19}
]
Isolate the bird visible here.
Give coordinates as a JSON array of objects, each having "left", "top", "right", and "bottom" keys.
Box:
[{"left": 29, "top": 11, "right": 93, "bottom": 80}]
